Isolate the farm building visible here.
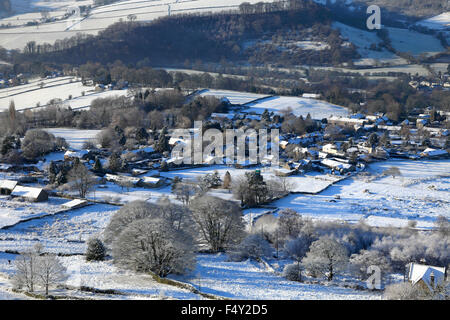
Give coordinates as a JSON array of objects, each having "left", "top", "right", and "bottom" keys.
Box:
[
  {"left": 407, "top": 263, "right": 447, "bottom": 293},
  {"left": 62, "top": 199, "right": 89, "bottom": 210},
  {"left": 141, "top": 176, "right": 164, "bottom": 188},
  {"left": 64, "top": 150, "right": 89, "bottom": 161},
  {"left": 105, "top": 174, "right": 141, "bottom": 186},
  {"left": 321, "top": 158, "right": 354, "bottom": 173},
  {"left": 420, "top": 148, "right": 448, "bottom": 159},
  {"left": 11, "top": 186, "right": 48, "bottom": 202},
  {"left": 0, "top": 180, "right": 18, "bottom": 195}
]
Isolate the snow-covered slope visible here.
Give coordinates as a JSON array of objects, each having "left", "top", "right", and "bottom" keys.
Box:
[
  {"left": 0, "top": 0, "right": 278, "bottom": 50},
  {"left": 417, "top": 12, "right": 450, "bottom": 30}
]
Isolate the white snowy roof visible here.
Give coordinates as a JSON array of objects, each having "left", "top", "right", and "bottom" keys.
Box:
[
  {"left": 321, "top": 159, "right": 352, "bottom": 170},
  {"left": 64, "top": 150, "right": 89, "bottom": 158},
  {"left": 421, "top": 148, "right": 448, "bottom": 157},
  {"left": 105, "top": 174, "right": 141, "bottom": 185},
  {"left": 142, "top": 176, "right": 161, "bottom": 184},
  {"left": 408, "top": 263, "right": 446, "bottom": 291},
  {"left": 0, "top": 180, "right": 18, "bottom": 190},
  {"left": 11, "top": 186, "right": 45, "bottom": 199},
  {"left": 62, "top": 199, "right": 88, "bottom": 209}
]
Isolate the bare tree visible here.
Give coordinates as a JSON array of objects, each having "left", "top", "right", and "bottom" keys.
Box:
[
  {"left": 67, "top": 161, "right": 96, "bottom": 198},
  {"left": 35, "top": 254, "right": 68, "bottom": 296},
  {"left": 189, "top": 196, "right": 245, "bottom": 252},
  {"left": 172, "top": 182, "right": 197, "bottom": 206},
  {"left": 227, "top": 233, "right": 272, "bottom": 262},
  {"left": 383, "top": 166, "right": 402, "bottom": 179},
  {"left": 13, "top": 244, "right": 42, "bottom": 292}
]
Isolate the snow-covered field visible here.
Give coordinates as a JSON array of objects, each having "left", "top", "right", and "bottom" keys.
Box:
[
  {"left": 173, "top": 253, "right": 380, "bottom": 300},
  {"left": 386, "top": 27, "right": 445, "bottom": 57},
  {"left": 273, "top": 159, "right": 450, "bottom": 229},
  {"left": 417, "top": 12, "right": 450, "bottom": 30},
  {"left": 332, "top": 22, "right": 403, "bottom": 64},
  {"left": 43, "top": 128, "right": 101, "bottom": 149},
  {"left": 0, "top": 0, "right": 278, "bottom": 50},
  {"left": 198, "top": 89, "right": 269, "bottom": 105},
  {"left": 0, "top": 76, "right": 129, "bottom": 112},
  {"left": 244, "top": 96, "right": 350, "bottom": 120},
  {"left": 0, "top": 196, "right": 67, "bottom": 229},
  {"left": 0, "top": 203, "right": 118, "bottom": 254}
]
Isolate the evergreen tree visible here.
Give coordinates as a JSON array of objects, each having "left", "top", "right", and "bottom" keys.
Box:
[
  {"left": 223, "top": 171, "right": 232, "bottom": 189},
  {"left": 85, "top": 238, "right": 106, "bottom": 261},
  {"left": 48, "top": 161, "right": 57, "bottom": 184},
  {"left": 245, "top": 170, "right": 268, "bottom": 206},
  {"left": 93, "top": 156, "right": 103, "bottom": 172},
  {"left": 261, "top": 109, "right": 270, "bottom": 122},
  {"left": 155, "top": 127, "right": 169, "bottom": 154},
  {"left": 107, "top": 152, "right": 122, "bottom": 172}
]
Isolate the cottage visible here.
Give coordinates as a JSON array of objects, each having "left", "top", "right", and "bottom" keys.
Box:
[
  {"left": 11, "top": 186, "right": 48, "bottom": 202},
  {"left": 274, "top": 168, "right": 297, "bottom": 177},
  {"left": 141, "top": 176, "right": 163, "bottom": 188},
  {"left": 64, "top": 150, "right": 89, "bottom": 161},
  {"left": 321, "top": 158, "right": 354, "bottom": 173},
  {"left": 407, "top": 263, "right": 447, "bottom": 293},
  {"left": 0, "top": 180, "right": 18, "bottom": 195}
]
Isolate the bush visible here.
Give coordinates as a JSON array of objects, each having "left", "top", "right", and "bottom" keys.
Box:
[
  {"left": 384, "top": 282, "right": 422, "bottom": 300},
  {"left": 85, "top": 238, "right": 106, "bottom": 261},
  {"left": 105, "top": 200, "right": 196, "bottom": 277},
  {"left": 227, "top": 234, "right": 273, "bottom": 262},
  {"left": 283, "top": 263, "right": 302, "bottom": 282},
  {"left": 22, "top": 129, "right": 57, "bottom": 160}
]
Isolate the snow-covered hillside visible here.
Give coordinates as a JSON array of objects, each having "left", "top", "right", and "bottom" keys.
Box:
[
  {"left": 0, "top": 0, "right": 278, "bottom": 50},
  {"left": 0, "top": 76, "right": 129, "bottom": 111},
  {"left": 244, "top": 96, "right": 350, "bottom": 120},
  {"left": 417, "top": 12, "right": 450, "bottom": 30}
]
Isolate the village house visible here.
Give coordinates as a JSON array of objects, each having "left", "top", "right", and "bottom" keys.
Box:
[
  {"left": 407, "top": 263, "right": 447, "bottom": 294},
  {"left": 328, "top": 116, "right": 367, "bottom": 128},
  {"left": 64, "top": 150, "right": 90, "bottom": 161},
  {"left": 141, "top": 176, "right": 164, "bottom": 188},
  {"left": 320, "top": 158, "right": 354, "bottom": 174},
  {"left": 105, "top": 174, "right": 141, "bottom": 187},
  {"left": 11, "top": 186, "right": 48, "bottom": 202},
  {"left": 0, "top": 180, "right": 18, "bottom": 195}
]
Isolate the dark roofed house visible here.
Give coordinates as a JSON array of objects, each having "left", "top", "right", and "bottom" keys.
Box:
[{"left": 0, "top": 180, "right": 18, "bottom": 195}]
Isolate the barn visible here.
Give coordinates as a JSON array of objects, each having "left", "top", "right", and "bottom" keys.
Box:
[{"left": 11, "top": 186, "right": 48, "bottom": 202}]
